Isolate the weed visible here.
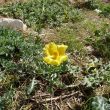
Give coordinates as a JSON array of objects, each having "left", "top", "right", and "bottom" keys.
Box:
[
  {"left": 84, "top": 96, "right": 110, "bottom": 110},
  {"left": 57, "top": 25, "right": 85, "bottom": 53},
  {"left": 0, "top": 0, "right": 82, "bottom": 31},
  {"left": 83, "top": 58, "right": 110, "bottom": 88},
  {"left": 85, "top": 23, "right": 110, "bottom": 59},
  {"left": 0, "top": 28, "right": 80, "bottom": 109},
  {"left": 95, "top": 0, "right": 110, "bottom": 18}
]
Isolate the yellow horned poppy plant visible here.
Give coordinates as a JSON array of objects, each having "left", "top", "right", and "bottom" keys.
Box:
[{"left": 43, "top": 42, "right": 68, "bottom": 66}]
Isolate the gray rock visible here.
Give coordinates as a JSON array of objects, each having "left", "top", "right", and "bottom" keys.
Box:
[
  {"left": 0, "top": 18, "right": 27, "bottom": 31},
  {"left": 86, "top": 45, "right": 94, "bottom": 54}
]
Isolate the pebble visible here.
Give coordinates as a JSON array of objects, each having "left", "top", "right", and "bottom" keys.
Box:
[{"left": 0, "top": 18, "right": 27, "bottom": 31}]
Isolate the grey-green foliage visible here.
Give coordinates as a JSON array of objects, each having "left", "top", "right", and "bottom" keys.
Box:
[
  {"left": 27, "top": 77, "right": 37, "bottom": 95},
  {"left": 0, "top": 27, "right": 72, "bottom": 109},
  {"left": 0, "top": 28, "right": 70, "bottom": 87},
  {"left": 83, "top": 59, "right": 110, "bottom": 87},
  {"left": 95, "top": 0, "right": 110, "bottom": 18},
  {"left": 0, "top": 27, "right": 43, "bottom": 75},
  {"left": 0, "top": 87, "right": 15, "bottom": 110},
  {"left": 83, "top": 58, "right": 103, "bottom": 87},
  {"left": 100, "top": 5, "right": 110, "bottom": 18},
  {"left": 85, "top": 96, "right": 110, "bottom": 110},
  {"left": 92, "top": 96, "right": 110, "bottom": 110},
  {"left": 82, "top": 57, "right": 110, "bottom": 88},
  {"left": 0, "top": 0, "right": 81, "bottom": 31},
  {"left": 86, "top": 24, "right": 110, "bottom": 59},
  {"left": 100, "top": 62, "right": 110, "bottom": 84}
]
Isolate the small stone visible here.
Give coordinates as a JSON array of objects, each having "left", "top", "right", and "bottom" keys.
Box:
[
  {"left": 94, "top": 9, "right": 102, "bottom": 13},
  {"left": 68, "top": 0, "right": 75, "bottom": 4},
  {"left": 0, "top": 18, "right": 27, "bottom": 31},
  {"left": 86, "top": 45, "right": 94, "bottom": 53}
]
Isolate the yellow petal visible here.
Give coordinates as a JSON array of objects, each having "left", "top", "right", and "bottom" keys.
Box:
[
  {"left": 58, "top": 55, "right": 68, "bottom": 63},
  {"left": 44, "top": 42, "right": 58, "bottom": 56},
  {"left": 48, "top": 42, "right": 58, "bottom": 55},
  {"left": 43, "top": 56, "right": 60, "bottom": 65},
  {"left": 43, "top": 48, "right": 49, "bottom": 56},
  {"left": 57, "top": 44, "right": 68, "bottom": 55},
  {"left": 43, "top": 42, "right": 57, "bottom": 56},
  {"left": 43, "top": 44, "right": 50, "bottom": 56},
  {"left": 43, "top": 56, "right": 51, "bottom": 64},
  {"left": 50, "top": 60, "right": 60, "bottom": 65},
  {"left": 43, "top": 42, "right": 68, "bottom": 66}
]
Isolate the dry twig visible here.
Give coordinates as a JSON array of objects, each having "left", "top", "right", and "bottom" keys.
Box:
[{"left": 32, "top": 91, "right": 80, "bottom": 103}]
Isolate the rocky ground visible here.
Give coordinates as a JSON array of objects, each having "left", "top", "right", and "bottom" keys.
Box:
[{"left": 0, "top": 0, "right": 110, "bottom": 110}]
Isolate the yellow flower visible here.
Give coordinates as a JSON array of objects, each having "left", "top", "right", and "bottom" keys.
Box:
[{"left": 43, "top": 42, "right": 68, "bottom": 66}]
